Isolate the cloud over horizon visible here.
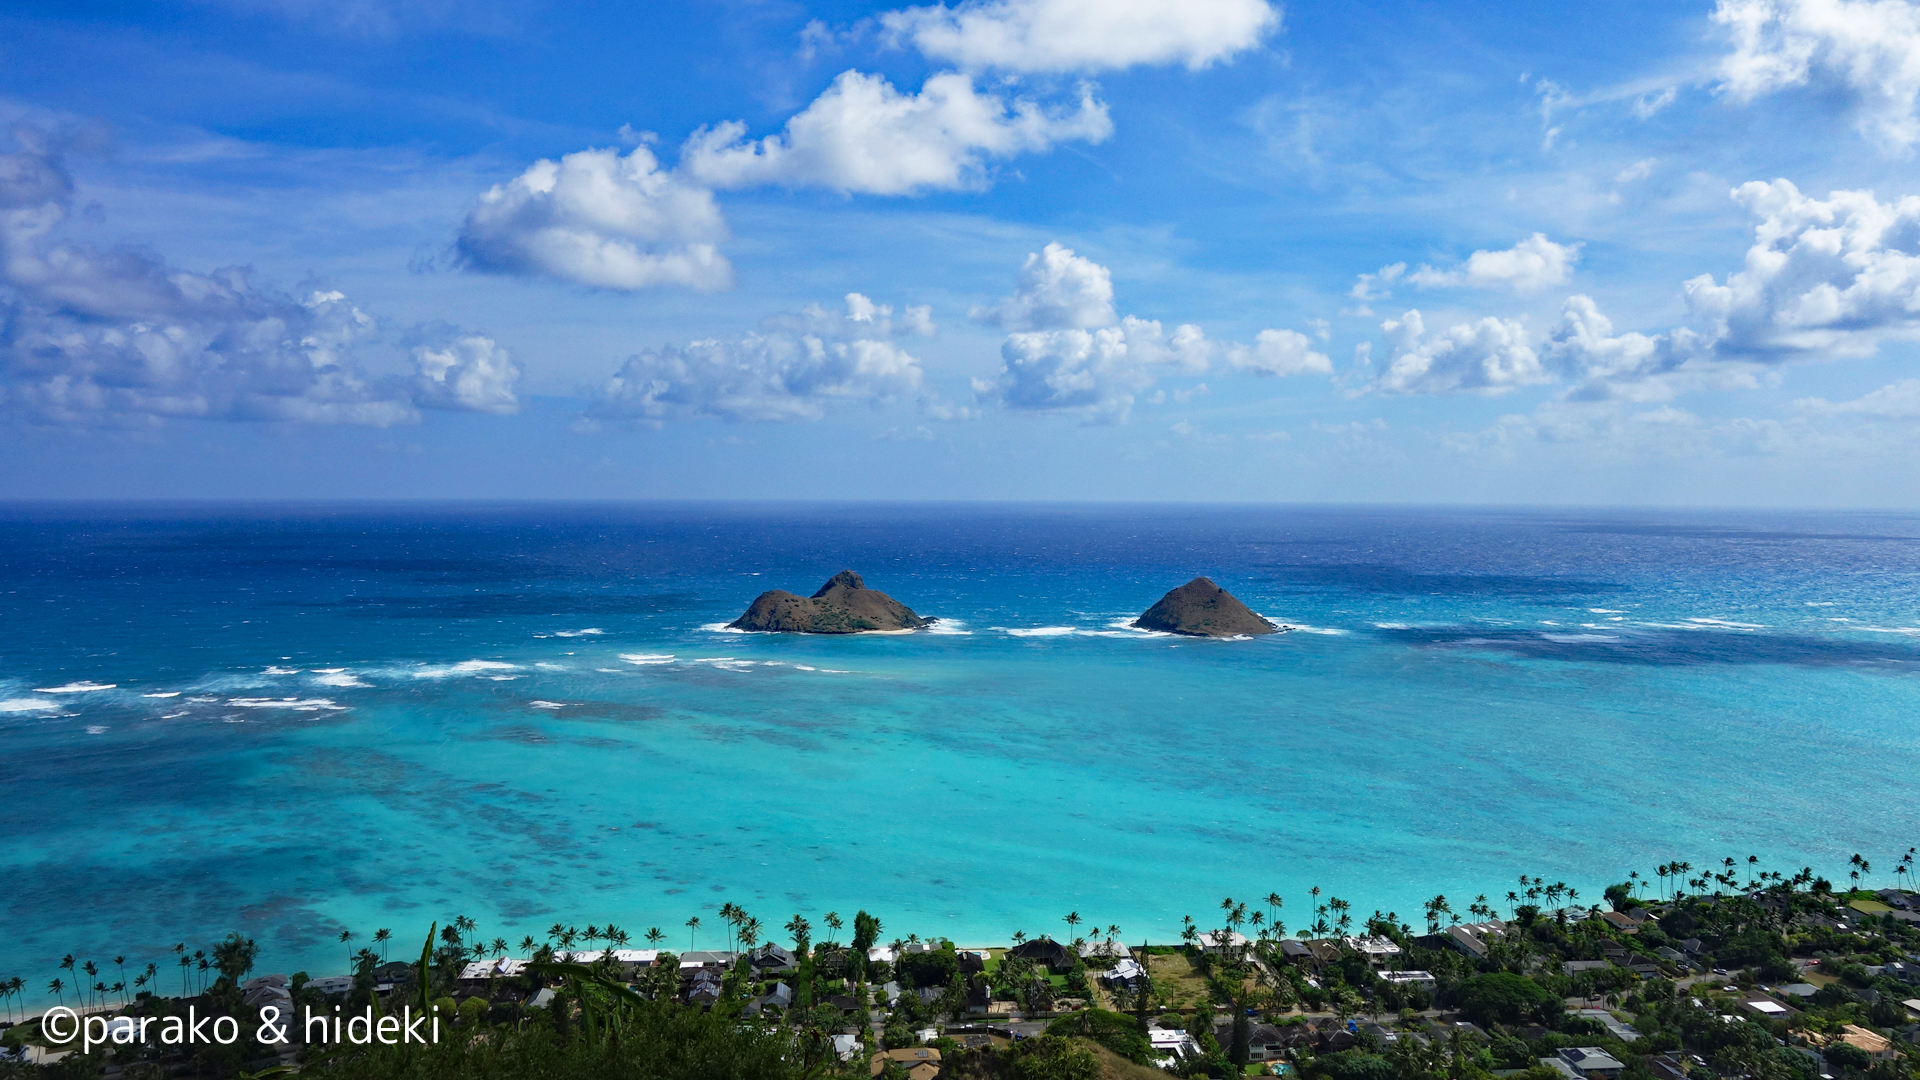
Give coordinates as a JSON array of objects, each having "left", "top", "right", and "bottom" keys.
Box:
[
  {"left": 2, "top": 130, "right": 518, "bottom": 427},
  {"left": 586, "top": 293, "right": 933, "bottom": 424}
]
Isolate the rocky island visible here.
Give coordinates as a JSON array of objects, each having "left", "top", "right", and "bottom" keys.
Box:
[
  {"left": 728, "top": 570, "right": 932, "bottom": 634},
  {"left": 1134, "top": 576, "right": 1284, "bottom": 637}
]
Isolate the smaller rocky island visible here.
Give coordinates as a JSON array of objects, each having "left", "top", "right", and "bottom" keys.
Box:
[
  {"left": 1134, "top": 577, "right": 1285, "bottom": 637},
  {"left": 728, "top": 570, "right": 932, "bottom": 634}
]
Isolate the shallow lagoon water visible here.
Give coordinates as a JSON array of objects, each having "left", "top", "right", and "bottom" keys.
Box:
[{"left": 3, "top": 502, "right": 1918, "bottom": 992}]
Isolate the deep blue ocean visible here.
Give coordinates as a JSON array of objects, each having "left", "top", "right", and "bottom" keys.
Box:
[{"left": 4, "top": 503, "right": 1919, "bottom": 996}]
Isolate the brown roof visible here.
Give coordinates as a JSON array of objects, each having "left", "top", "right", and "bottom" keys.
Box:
[{"left": 871, "top": 1047, "right": 943, "bottom": 1077}]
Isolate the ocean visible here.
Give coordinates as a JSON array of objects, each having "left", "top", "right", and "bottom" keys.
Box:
[{"left": 3, "top": 502, "right": 1917, "bottom": 994}]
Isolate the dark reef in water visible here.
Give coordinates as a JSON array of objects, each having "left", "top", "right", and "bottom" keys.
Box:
[
  {"left": 1134, "top": 577, "right": 1281, "bottom": 637},
  {"left": 728, "top": 570, "right": 931, "bottom": 634}
]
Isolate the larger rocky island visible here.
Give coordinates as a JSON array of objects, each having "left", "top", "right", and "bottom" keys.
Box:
[
  {"left": 1134, "top": 576, "right": 1284, "bottom": 637},
  {"left": 728, "top": 570, "right": 932, "bottom": 633}
]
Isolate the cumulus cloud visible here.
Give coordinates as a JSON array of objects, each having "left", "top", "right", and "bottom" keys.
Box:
[
  {"left": 878, "top": 0, "right": 1279, "bottom": 73},
  {"left": 457, "top": 144, "right": 730, "bottom": 291},
  {"left": 1713, "top": 0, "right": 1920, "bottom": 153},
  {"left": 1548, "top": 180, "right": 1920, "bottom": 400},
  {"left": 1405, "top": 234, "right": 1582, "bottom": 293},
  {"left": 969, "top": 242, "right": 1328, "bottom": 421},
  {"left": 0, "top": 129, "right": 517, "bottom": 426},
  {"left": 1374, "top": 309, "right": 1548, "bottom": 395},
  {"left": 682, "top": 71, "right": 1110, "bottom": 195},
  {"left": 586, "top": 293, "right": 929, "bottom": 423},
  {"left": 972, "top": 317, "right": 1212, "bottom": 423},
  {"left": 410, "top": 333, "right": 522, "bottom": 414},
  {"left": 968, "top": 241, "right": 1115, "bottom": 329},
  {"left": 1227, "top": 328, "right": 1333, "bottom": 376}
]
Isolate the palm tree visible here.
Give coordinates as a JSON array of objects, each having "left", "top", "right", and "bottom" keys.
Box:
[
  {"left": 373, "top": 928, "right": 392, "bottom": 962},
  {"left": 1012, "top": 930, "right": 1027, "bottom": 945},
  {"left": 82, "top": 962, "right": 98, "bottom": 1008},
  {"left": 786, "top": 915, "right": 812, "bottom": 955},
  {"left": 1064, "top": 911, "right": 1082, "bottom": 939},
  {"left": 1107, "top": 923, "right": 1120, "bottom": 943},
  {"left": 177, "top": 955, "right": 192, "bottom": 998},
  {"left": 340, "top": 929, "right": 355, "bottom": 970},
  {"left": 644, "top": 928, "right": 664, "bottom": 948},
  {"left": 48, "top": 978, "right": 64, "bottom": 1006},
  {"left": 685, "top": 916, "right": 701, "bottom": 951},
  {"left": 1265, "top": 892, "right": 1284, "bottom": 930},
  {"left": 739, "top": 918, "right": 761, "bottom": 950},
  {"left": 1504, "top": 891, "right": 1520, "bottom": 916},
  {"left": 519, "top": 935, "right": 537, "bottom": 956},
  {"left": 59, "top": 955, "right": 75, "bottom": 1001},
  {"left": 113, "top": 956, "right": 127, "bottom": 1003},
  {"left": 1627, "top": 870, "right": 1641, "bottom": 897},
  {"left": 822, "top": 912, "right": 843, "bottom": 947}
]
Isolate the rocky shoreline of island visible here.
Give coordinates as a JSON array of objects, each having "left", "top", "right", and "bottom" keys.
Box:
[{"left": 725, "top": 570, "right": 1293, "bottom": 639}]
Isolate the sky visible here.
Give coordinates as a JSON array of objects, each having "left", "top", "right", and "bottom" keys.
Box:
[{"left": 2, "top": 0, "right": 1920, "bottom": 503}]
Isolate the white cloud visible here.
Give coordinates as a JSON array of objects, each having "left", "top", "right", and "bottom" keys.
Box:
[
  {"left": 1631, "top": 87, "right": 1678, "bottom": 119},
  {"left": 1795, "top": 378, "right": 1920, "bottom": 417},
  {"left": 587, "top": 293, "right": 926, "bottom": 423},
  {"left": 878, "top": 0, "right": 1279, "bottom": 73},
  {"left": 1348, "top": 262, "right": 1404, "bottom": 302},
  {"left": 1713, "top": 0, "right": 1920, "bottom": 152},
  {"left": 681, "top": 71, "right": 1110, "bottom": 195},
  {"left": 1227, "top": 328, "right": 1333, "bottom": 376},
  {"left": 1405, "top": 233, "right": 1582, "bottom": 293},
  {"left": 1545, "top": 179, "right": 1920, "bottom": 401},
  {"left": 972, "top": 316, "right": 1210, "bottom": 423},
  {"left": 0, "top": 131, "right": 515, "bottom": 426},
  {"left": 969, "top": 242, "right": 1328, "bottom": 420},
  {"left": 411, "top": 334, "right": 521, "bottom": 414},
  {"left": 1615, "top": 158, "right": 1657, "bottom": 183},
  {"left": 1375, "top": 309, "right": 1548, "bottom": 395},
  {"left": 968, "top": 241, "right": 1115, "bottom": 329},
  {"left": 457, "top": 144, "right": 731, "bottom": 292}
]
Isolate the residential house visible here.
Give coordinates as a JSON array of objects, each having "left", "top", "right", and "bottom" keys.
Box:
[
  {"left": 1564, "top": 960, "right": 1614, "bottom": 977},
  {"left": 679, "top": 950, "right": 738, "bottom": 970},
  {"left": 303, "top": 976, "right": 354, "bottom": 996},
  {"left": 1572, "top": 1009, "right": 1639, "bottom": 1041},
  {"left": 748, "top": 943, "right": 797, "bottom": 976},
  {"left": 1656, "top": 947, "right": 1687, "bottom": 965},
  {"left": 1212, "top": 1021, "right": 1290, "bottom": 1062},
  {"left": 1558, "top": 1047, "right": 1627, "bottom": 1080},
  {"left": 743, "top": 983, "right": 793, "bottom": 1017},
  {"left": 1444, "top": 921, "right": 1507, "bottom": 959},
  {"left": 1597, "top": 911, "right": 1639, "bottom": 933},
  {"left": 1382, "top": 970, "right": 1438, "bottom": 993},
  {"left": 1148, "top": 1029, "right": 1202, "bottom": 1068},
  {"left": 684, "top": 970, "right": 722, "bottom": 1006},
  {"left": 958, "top": 950, "right": 987, "bottom": 976},
  {"left": 830, "top": 1034, "right": 863, "bottom": 1062},
  {"left": 1079, "top": 940, "right": 1127, "bottom": 961},
  {"left": 1343, "top": 935, "right": 1404, "bottom": 967},
  {"left": 1277, "top": 940, "right": 1314, "bottom": 966},
  {"left": 1006, "top": 938, "right": 1076, "bottom": 972},
  {"left": 1196, "top": 930, "right": 1252, "bottom": 957},
  {"left": 1102, "top": 958, "right": 1148, "bottom": 990},
  {"left": 871, "top": 1048, "right": 941, "bottom": 1080}
]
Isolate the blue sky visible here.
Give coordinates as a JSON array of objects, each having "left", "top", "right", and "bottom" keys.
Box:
[{"left": 3, "top": 0, "right": 1920, "bottom": 503}]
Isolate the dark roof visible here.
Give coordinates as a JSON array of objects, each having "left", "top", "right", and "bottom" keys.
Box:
[{"left": 1007, "top": 938, "right": 1076, "bottom": 968}]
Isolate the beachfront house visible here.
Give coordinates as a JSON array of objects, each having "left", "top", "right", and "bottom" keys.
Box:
[
  {"left": 1006, "top": 937, "right": 1076, "bottom": 972},
  {"left": 1343, "top": 935, "right": 1403, "bottom": 967},
  {"left": 748, "top": 942, "right": 797, "bottom": 975},
  {"left": 1196, "top": 930, "right": 1251, "bottom": 957}
]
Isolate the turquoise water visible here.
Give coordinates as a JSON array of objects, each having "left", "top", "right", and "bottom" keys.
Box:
[{"left": 3, "top": 503, "right": 1918, "bottom": 995}]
